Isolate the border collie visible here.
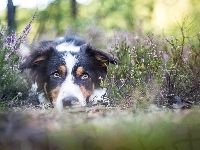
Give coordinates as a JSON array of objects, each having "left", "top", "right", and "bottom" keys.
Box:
[{"left": 19, "top": 36, "right": 117, "bottom": 109}]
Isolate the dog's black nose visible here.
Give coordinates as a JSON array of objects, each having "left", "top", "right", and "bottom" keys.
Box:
[{"left": 62, "top": 96, "right": 79, "bottom": 107}]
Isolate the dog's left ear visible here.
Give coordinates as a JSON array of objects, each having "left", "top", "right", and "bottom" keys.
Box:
[
  {"left": 81, "top": 43, "right": 118, "bottom": 68},
  {"left": 19, "top": 46, "right": 54, "bottom": 70}
]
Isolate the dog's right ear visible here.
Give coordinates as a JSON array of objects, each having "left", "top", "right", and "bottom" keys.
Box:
[{"left": 19, "top": 46, "right": 54, "bottom": 70}]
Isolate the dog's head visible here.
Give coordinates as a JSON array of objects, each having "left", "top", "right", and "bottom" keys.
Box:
[{"left": 19, "top": 37, "right": 117, "bottom": 109}]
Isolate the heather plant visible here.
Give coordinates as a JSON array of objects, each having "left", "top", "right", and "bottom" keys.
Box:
[
  {"left": 161, "top": 20, "right": 200, "bottom": 107},
  {"left": 102, "top": 32, "right": 164, "bottom": 108},
  {"left": 0, "top": 16, "right": 35, "bottom": 107},
  {"left": 103, "top": 21, "right": 200, "bottom": 108}
]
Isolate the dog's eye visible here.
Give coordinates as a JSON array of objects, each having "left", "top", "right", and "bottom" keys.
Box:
[
  {"left": 80, "top": 73, "right": 89, "bottom": 80},
  {"left": 51, "top": 71, "right": 61, "bottom": 78}
]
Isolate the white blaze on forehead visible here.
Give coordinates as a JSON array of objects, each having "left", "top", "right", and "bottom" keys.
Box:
[
  {"left": 64, "top": 52, "right": 78, "bottom": 72},
  {"left": 56, "top": 42, "right": 80, "bottom": 52},
  {"left": 55, "top": 53, "right": 86, "bottom": 109}
]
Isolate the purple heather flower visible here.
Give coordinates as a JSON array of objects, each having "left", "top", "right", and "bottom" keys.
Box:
[
  {"left": 18, "top": 92, "right": 23, "bottom": 97},
  {"left": 4, "top": 53, "right": 10, "bottom": 61},
  {"left": 8, "top": 101, "right": 15, "bottom": 107},
  {"left": 162, "top": 52, "right": 169, "bottom": 61},
  {"left": 134, "top": 36, "right": 139, "bottom": 40},
  {"left": 132, "top": 46, "right": 136, "bottom": 51},
  {"left": 131, "top": 60, "right": 135, "bottom": 66},
  {"left": 17, "top": 24, "right": 31, "bottom": 44},
  {"left": 11, "top": 32, "right": 16, "bottom": 43},
  {"left": 183, "top": 57, "right": 188, "bottom": 63},
  {"left": 6, "top": 32, "right": 16, "bottom": 45},
  {"left": 120, "top": 78, "right": 125, "bottom": 84},
  {"left": 24, "top": 24, "right": 31, "bottom": 33}
]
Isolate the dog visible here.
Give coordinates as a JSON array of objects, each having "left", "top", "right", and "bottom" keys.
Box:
[{"left": 19, "top": 36, "right": 117, "bottom": 109}]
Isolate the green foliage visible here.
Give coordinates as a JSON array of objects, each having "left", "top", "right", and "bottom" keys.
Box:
[
  {"left": 0, "top": 0, "right": 157, "bottom": 41},
  {"left": 102, "top": 20, "right": 200, "bottom": 108},
  {"left": 162, "top": 18, "right": 200, "bottom": 106},
  {"left": 102, "top": 32, "right": 163, "bottom": 107},
  {"left": 36, "top": 0, "right": 70, "bottom": 36},
  {"left": 93, "top": 0, "right": 155, "bottom": 30},
  {"left": 1, "top": 0, "right": 200, "bottom": 41}
]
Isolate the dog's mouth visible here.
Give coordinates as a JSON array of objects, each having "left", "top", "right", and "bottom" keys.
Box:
[{"left": 63, "top": 103, "right": 83, "bottom": 109}]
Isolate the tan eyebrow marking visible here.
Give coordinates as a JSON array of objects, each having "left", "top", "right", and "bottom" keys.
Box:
[
  {"left": 58, "top": 65, "right": 67, "bottom": 76},
  {"left": 76, "top": 66, "right": 85, "bottom": 77}
]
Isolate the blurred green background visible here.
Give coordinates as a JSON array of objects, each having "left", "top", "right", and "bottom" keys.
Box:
[{"left": 1, "top": 0, "right": 200, "bottom": 42}]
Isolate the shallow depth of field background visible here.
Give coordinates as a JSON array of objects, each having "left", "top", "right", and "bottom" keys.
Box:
[
  {"left": 0, "top": 0, "right": 200, "bottom": 149},
  {"left": 1, "top": 0, "right": 200, "bottom": 41}
]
